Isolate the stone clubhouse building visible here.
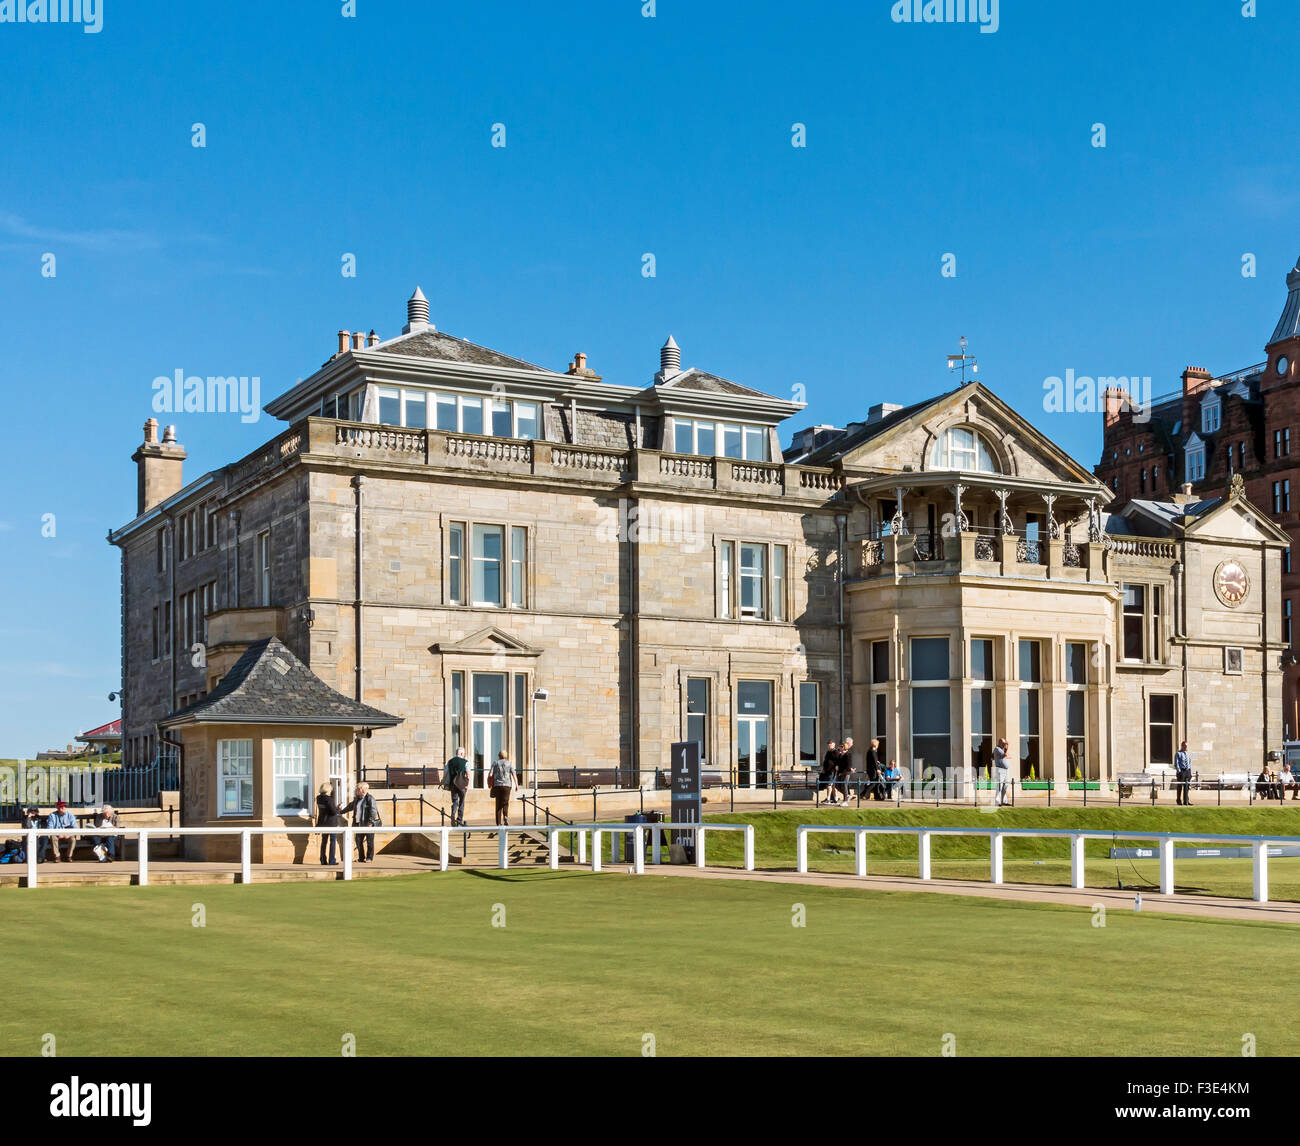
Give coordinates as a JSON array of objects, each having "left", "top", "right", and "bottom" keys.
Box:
[{"left": 109, "top": 289, "right": 1288, "bottom": 838}]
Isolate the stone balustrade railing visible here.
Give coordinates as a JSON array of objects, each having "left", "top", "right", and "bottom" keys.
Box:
[
  {"left": 228, "top": 418, "right": 846, "bottom": 502},
  {"left": 1106, "top": 537, "right": 1178, "bottom": 560}
]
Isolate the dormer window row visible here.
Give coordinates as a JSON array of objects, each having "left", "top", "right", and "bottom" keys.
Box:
[
  {"left": 376, "top": 387, "right": 540, "bottom": 440},
  {"left": 672, "top": 418, "right": 770, "bottom": 462}
]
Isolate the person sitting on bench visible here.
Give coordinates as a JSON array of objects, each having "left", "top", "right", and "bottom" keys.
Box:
[
  {"left": 44, "top": 801, "right": 77, "bottom": 862},
  {"left": 92, "top": 804, "right": 120, "bottom": 863}
]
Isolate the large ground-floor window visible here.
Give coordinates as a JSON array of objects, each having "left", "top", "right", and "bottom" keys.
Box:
[
  {"left": 273, "top": 739, "right": 312, "bottom": 818},
  {"left": 798, "top": 681, "right": 819, "bottom": 766},
  {"left": 1149, "top": 694, "right": 1176, "bottom": 766}
]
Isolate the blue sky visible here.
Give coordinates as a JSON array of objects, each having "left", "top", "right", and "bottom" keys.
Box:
[{"left": 0, "top": 0, "right": 1296, "bottom": 756}]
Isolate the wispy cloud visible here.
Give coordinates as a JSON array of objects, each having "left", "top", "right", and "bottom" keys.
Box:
[{"left": 0, "top": 210, "right": 163, "bottom": 253}]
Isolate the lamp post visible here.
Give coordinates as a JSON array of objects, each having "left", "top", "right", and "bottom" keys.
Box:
[{"left": 531, "top": 688, "right": 548, "bottom": 794}]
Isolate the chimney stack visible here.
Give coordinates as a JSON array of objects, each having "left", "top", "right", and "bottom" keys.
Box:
[
  {"left": 351, "top": 332, "right": 364, "bottom": 351},
  {"left": 132, "top": 419, "right": 186, "bottom": 516},
  {"left": 366, "top": 329, "right": 379, "bottom": 348},
  {"left": 1103, "top": 385, "right": 1130, "bottom": 429},
  {"left": 337, "top": 330, "right": 350, "bottom": 357},
  {"left": 403, "top": 286, "right": 431, "bottom": 334}
]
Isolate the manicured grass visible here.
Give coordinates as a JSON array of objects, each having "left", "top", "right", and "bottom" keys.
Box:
[
  {"left": 701, "top": 806, "right": 1300, "bottom": 900},
  {"left": 1, "top": 871, "right": 1297, "bottom": 1056}
]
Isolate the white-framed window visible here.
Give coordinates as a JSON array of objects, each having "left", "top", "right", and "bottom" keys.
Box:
[
  {"left": 1185, "top": 443, "right": 1206, "bottom": 483},
  {"left": 472, "top": 524, "right": 505, "bottom": 606},
  {"left": 719, "top": 540, "right": 789, "bottom": 621},
  {"left": 273, "top": 739, "right": 312, "bottom": 817},
  {"left": 1276, "top": 428, "right": 1291, "bottom": 459},
  {"left": 929, "top": 426, "right": 998, "bottom": 473},
  {"left": 511, "top": 526, "right": 527, "bottom": 608},
  {"left": 1065, "top": 641, "right": 1088, "bottom": 781},
  {"left": 1201, "top": 395, "right": 1221, "bottom": 434},
  {"left": 739, "top": 543, "right": 766, "bottom": 618},
  {"left": 1274, "top": 479, "right": 1291, "bottom": 514},
  {"left": 257, "top": 530, "right": 271, "bottom": 606},
  {"left": 672, "top": 419, "right": 769, "bottom": 461},
  {"left": 448, "top": 522, "right": 465, "bottom": 605},
  {"left": 798, "top": 681, "right": 819, "bottom": 765},
  {"left": 329, "top": 739, "right": 349, "bottom": 800},
  {"left": 218, "top": 739, "right": 254, "bottom": 817},
  {"left": 380, "top": 387, "right": 540, "bottom": 439}
]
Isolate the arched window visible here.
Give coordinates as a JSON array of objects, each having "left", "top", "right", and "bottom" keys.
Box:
[{"left": 929, "top": 426, "right": 999, "bottom": 473}]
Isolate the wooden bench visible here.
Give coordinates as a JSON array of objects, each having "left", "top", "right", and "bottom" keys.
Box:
[{"left": 386, "top": 767, "right": 442, "bottom": 789}]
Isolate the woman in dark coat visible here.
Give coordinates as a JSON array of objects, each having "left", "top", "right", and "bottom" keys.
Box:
[
  {"left": 819, "top": 741, "right": 839, "bottom": 804},
  {"left": 316, "top": 782, "right": 344, "bottom": 865}
]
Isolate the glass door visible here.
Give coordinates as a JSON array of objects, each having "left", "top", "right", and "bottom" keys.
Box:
[
  {"left": 736, "top": 681, "right": 772, "bottom": 788},
  {"left": 471, "top": 672, "right": 506, "bottom": 788}
]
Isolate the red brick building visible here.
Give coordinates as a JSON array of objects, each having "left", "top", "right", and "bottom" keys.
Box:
[{"left": 1097, "top": 257, "right": 1300, "bottom": 737}]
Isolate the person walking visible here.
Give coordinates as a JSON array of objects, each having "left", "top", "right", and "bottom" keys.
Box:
[
  {"left": 1174, "top": 741, "right": 1193, "bottom": 806},
  {"left": 316, "top": 782, "right": 345, "bottom": 865},
  {"left": 1290, "top": 760, "right": 1300, "bottom": 801},
  {"left": 818, "top": 741, "right": 839, "bottom": 805},
  {"left": 490, "top": 750, "right": 517, "bottom": 827},
  {"left": 443, "top": 747, "right": 470, "bottom": 826},
  {"left": 992, "top": 739, "right": 1011, "bottom": 807},
  {"left": 340, "top": 782, "right": 381, "bottom": 863},
  {"left": 834, "top": 738, "right": 856, "bottom": 805}
]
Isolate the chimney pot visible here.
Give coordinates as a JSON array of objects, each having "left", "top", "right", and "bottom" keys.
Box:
[
  {"left": 659, "top": 335, "right": 681, "bottom": 378},
  {"left": 404, "top": 286, "right": 431, "bottom": 333},
  {"left": 351, "top": 332, "right": 363, "bottom": 351},
  {"left": 143, "top": 417, "right": 158, "bottom": 444},
  {"left": 162, "top": 424, "right": 177, "bottom": 444},
  {"left": 367, "top": 329, "right": 379, "bottom": 347}
]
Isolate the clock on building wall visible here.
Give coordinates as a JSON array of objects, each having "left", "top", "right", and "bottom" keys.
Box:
[{"left": 1213, "top": 559, "right": 1249, "bottom": 607}]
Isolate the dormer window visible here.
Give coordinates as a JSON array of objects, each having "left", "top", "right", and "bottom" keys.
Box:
[
  {"left": 1185, "top": 439, "right": 1206, "bottom": 483},
  {"left": 673, "top": 419, "right": 769, "bottom": 461},
  {"left": 929, "top": 426, "right": 998, "bottom": 473},
  {"left": 377, "top": 387, "right": 539, "bottom": 439},
  {"left": 1201, "top": 394, "right": 1221, "bottom": 434}
]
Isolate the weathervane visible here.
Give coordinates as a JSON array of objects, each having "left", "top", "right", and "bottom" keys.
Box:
[{"left": 947, "top": 336, "right": 979, "bottom": 384}]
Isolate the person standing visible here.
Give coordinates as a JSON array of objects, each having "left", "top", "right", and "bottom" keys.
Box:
[
  {"left": 316, "top": 782, "right": 345, "bottom": 865},
  {"left": 92, "top": 804, "right": 120, "bottom": 863},
  {"left": 443, "top": 747, "right": 470, "bottom": 826},
  {"left": 818, "top": 741, "right": 839, "bottom": 804},
  {"left": 864, "top": 739, "right": 883, "bottom": 800},
  {"left": 1174, "top": 741, "right": 1193, "bottom": 806},
  {"left": 992, "top": 739, "right": 1011, "bottom": 807},
  {"left": 340, "top": 782, "right": 381, "bottom": 863},
  {"left": 490, "top": 750, "right": 517, "bottom": 827}
]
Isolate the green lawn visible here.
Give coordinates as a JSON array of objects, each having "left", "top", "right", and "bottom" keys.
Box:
[
  {"left": 702, "top": 806, "right": 1300, "bottom": 900},
  {"left": 1, "top": 870, "right": 1297, "bottom": 1056}
]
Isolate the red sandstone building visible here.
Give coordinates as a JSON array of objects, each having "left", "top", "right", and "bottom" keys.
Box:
[{"left": 1097, "top": 257, "right": 1300, "bottom": 737}]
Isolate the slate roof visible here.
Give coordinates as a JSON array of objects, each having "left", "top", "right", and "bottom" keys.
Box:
[
  {"left": 659, "top": 368, "right": 773, "bottom": 399},
  {"left": 1129, "top": 497, "right": 1222, "bottom": 525},
  {"left": 785, "top": 393, "right": 946, "bottom": 466},
  {"left": 159, "top": 638, "right": 402, "bottom": 730},
  {"left": 1270, "top": 261, "right": 1300, "bottom": 345},
  {"left": 371, "top": 328, "right": 551, "bottom": 373}
]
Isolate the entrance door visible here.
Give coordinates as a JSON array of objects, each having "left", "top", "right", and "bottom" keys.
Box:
[
  {"left": 736, "top": 681, "right": 772, "bottom": 788},
  {"left": 471, "top": 672, "right": 507, "bottom": 788}
]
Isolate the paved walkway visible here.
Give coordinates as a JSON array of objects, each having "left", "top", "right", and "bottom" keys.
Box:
[
  {"left": 4, "top": 854, "right": 444, "bottom": 887},
  {"left": 647, "top": 865, "right": 1300, "bottom": 923}
]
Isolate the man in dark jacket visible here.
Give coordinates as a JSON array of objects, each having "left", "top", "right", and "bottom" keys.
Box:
[
  {"left": 818, "top": 742, "right": 839, "bottom": 804},
  {"left": 340, "top": 782, "right": 381, "bottom": 863},
  {"left": 443, "top": 748, "right": 470, "bottom": 826},
  {"left": 1173, "top": 742, "right": 1192, "bottom": 806}
]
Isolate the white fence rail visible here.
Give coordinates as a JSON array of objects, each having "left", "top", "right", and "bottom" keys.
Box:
[
  {"left": 794, "top": 825, "right": 1300, "bottom": 903},
  {"left": 19, "top": 822, "right": 754, "bottom": 888}
]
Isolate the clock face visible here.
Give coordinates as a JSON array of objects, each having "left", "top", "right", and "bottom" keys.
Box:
[
  {"left": 1278, "top": 356, "right": 1290, "bottom": 377},
  {"left": 1214, "top": 560, "right": 1249, "bottom": 607}
]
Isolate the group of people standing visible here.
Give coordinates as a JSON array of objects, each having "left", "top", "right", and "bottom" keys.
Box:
[
  {"left": 313, "top": 781, "right": 382, "bottom": 865},
  {"left": 818, "top": 738, "right": 901, "bottom": 802}
]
